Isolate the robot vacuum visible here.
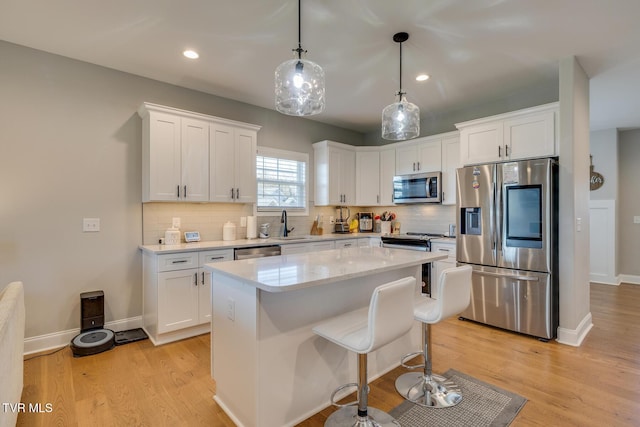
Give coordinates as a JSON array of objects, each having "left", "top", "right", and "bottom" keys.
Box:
[
  {"left": 70, "top": 290, "right": 115, "bottom": 357},
  {"left": 71, "top": 328, "right": 115, "bottom": 357}
]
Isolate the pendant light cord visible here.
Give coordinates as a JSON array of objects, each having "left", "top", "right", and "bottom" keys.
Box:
[
  {"left": 399, "top": 41, "right": 403, "bottom": 95},
  {"left": 295, "top": 0, "right": 304, "bottom": 59}
]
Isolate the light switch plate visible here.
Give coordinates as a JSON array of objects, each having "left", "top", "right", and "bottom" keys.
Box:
[
  {"left": 83, "top": 218, "right": 100, "bottom": 232},
  {"left": 634, "top": 216, "right": 640, "bottom": 224}
]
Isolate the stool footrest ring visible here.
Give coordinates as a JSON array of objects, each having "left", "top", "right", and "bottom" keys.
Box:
[
  {"left": 330, "top": 382, "right": 369, "bottom": 408},
  {"left": 400, "top": 351, "right": 424, "bottom": 370}
]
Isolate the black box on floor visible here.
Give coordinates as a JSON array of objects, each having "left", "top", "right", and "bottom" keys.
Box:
[{"left": 114, "top": 328, "right": 148, "bottom": 345}]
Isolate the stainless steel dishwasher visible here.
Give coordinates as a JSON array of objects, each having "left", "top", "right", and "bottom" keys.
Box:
[{"left": 234, "top": 245, "right": 281, "bottom": 260}]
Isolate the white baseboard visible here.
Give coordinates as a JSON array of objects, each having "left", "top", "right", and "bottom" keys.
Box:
[
  {"left": 23, "top": 316, "right": 143, "bottom": 355},
  {"left": 619, "top": 274, "right": 640, "bottom": 285},
  {"left": 556, "top": 312, "right": 593, "bottom": 347}
]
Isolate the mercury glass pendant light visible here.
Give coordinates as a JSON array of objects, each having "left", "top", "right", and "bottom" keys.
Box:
[
  {"left": 275, "top": 0, "right": 325, "bottom": 116},
  {"left": 382, "top": 32, "right": 420, "bottom": 140}
]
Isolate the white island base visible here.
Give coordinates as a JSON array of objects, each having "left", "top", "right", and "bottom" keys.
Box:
[{"left": 207, "top": 247, "right": 446, "bottom": 427}]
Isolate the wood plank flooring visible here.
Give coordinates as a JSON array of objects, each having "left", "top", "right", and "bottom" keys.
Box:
[{"left": 17, "top": 283, "right": 640, "bottom": 426}]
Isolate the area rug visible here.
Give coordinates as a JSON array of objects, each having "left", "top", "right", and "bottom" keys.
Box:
[{"left": 388, "top": 369, "right": 527, "bottom": 427}]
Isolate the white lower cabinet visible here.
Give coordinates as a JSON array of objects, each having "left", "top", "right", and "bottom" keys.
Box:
[
  {"left": 143, "top": 248, "right": 233, "bottom": 345},
  {"left": 281, "top": 240, "right": 335, "bottom": 255},
  {"left": 430, "top": 240, "right": 456, "bottom": 299}
]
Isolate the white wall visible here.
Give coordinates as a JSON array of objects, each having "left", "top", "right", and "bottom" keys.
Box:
[
  {"left": 589, "top": 129, "right": 618, "bottom": 200},
  {"left": 618, "top": 130, "right": 640, "bottom": 279},
  {"left": 556, "top": 56, "right": 592, "bottom": 346}
]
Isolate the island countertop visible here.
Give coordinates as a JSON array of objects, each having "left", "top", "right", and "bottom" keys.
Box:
[{"left": 204, "top": 246, "right": 446, "bottom": 293}]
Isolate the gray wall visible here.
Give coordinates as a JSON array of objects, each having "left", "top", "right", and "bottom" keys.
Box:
[
  {"left": 0, "top": 40, "right": 363, "bottom": 340},
  {"left": 363, "top": 78, "right": 559, "bottom": 146},
  {"left": 618, "top": 129, "right": 640, "bottom": 276}
]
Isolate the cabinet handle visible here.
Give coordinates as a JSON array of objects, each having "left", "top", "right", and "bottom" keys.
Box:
[
  {"left": 184, "top": 185, "right": 187, "bottom": 198},
  {"left": 344, "top": 243, "right": 352, "bottom": 247},
  {"left": 194, "top": 272, "right": 198, "bottom": 286},
  {"left": 498, "top": 146, "right": 502, "bottom": 157},
  {"left": 201, "top": 272, "right": 205, "bottom": 285},
  {"left": 171, "top": 260, "right": 188, "bottom": 264},
  {"left": 230, "top": 188, "right": 235, "bottom": 199},
  {"left": 505, "top": 144, "right": 509, "bottom": 157},
  {"left": 412, "top": 162, "right": 416, "bottom": 171},
  {"left": 442, "top": 192, "right": 445, "bottom": 202},
  {"left": 417, "top": 161, "right": 420, "bottom": 171},
  {"left": 236, "top": 188, "right": 239, "bottom": 199},
  {"left": 209, "top": 256, "right": 225, "bottom": 261},
  {"left": 177, "top": 185, "right": 180, "bottom": 198},
  {"left": 437, "top": 248, "right": 450, "bottom": 252},
  {"left": 377, "top": 195, "right": 380, "bottom": 204}
]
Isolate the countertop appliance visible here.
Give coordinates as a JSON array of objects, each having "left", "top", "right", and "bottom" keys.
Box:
[
  {"left": 456, "top": 158, "right": 558, "bottom": 340},
  {"left": 393, "top": 171, "right": 442, "bottom": 204},
  {"left": 381, "top": 232, "right": 446, "bottom": 295},
  {"left": 357, "top": 212, "right": 374, "bottom": 232},
  {"left": 234, "top": 245, "right": 281, "bottom": 260},
  {"left": 334, "top": 206, "right": 351, "bottom": 233}
]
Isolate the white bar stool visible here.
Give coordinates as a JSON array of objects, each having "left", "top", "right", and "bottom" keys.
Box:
[
  {"left": 395, "top": 265, "right": 472, "bottom": 408},
  {"left": 313, "top": 276, "right": 416, "bottom": 427}
]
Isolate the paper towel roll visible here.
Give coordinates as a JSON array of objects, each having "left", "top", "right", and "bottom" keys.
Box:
[{"left": 247, "top": 216, "right": 257, "bottom": 239}]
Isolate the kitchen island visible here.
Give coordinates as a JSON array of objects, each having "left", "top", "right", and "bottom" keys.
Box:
[{"left": 205, "top": 246, "right": 446, "bottom": 427}]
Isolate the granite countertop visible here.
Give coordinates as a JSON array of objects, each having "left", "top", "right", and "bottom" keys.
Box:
[
  {"left": 204, "top": 246, "right": 447, "bottom": 293},
  {"left": 139, "top": 232, "right": 382, "bottom": 254}
]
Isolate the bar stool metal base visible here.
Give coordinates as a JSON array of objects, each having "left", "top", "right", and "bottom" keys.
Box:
[
  {"left": 325, "top": 406, "right": 400, "bottom": 427},
  {"left": 395, "top": 372, "right": 462, "bottom": 408}
]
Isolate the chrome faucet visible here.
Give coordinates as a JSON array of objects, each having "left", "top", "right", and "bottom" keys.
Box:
[{"left": 281, "top": 210, "right": 294, "bottom": 237}]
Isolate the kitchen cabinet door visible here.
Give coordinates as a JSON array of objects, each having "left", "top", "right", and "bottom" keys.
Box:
[
  {"left": 141, "top": 110, "right": 209, "bottom": 202},
  {"left": 313, "top": 141, "right": 356, "bottom": 206},
  {"left": 209, "top": 124, "right": 257, "bottom": 203},
  {"left": 355, "top": 150, "right": 380, "bottom": 206},
  {"left": 441, "top": 133, "right": 460, "bottom": 206},
  {"left": 180, "top": 118, "right": 210, "bottom": 202},
  {"left": 459, "top": 121, "right": 503, "bottom": 165},
  {"left": 379, "top": 148, "right": 396, "bottom": 206},
  {"left": 157, "top": 269, "right": 199, "bottom": 334},
  {"left": 395, "top": 137, "right": 442, "bottom": 175},
  {"left": 503, "top": 109, "right": 556, "bottom": 160},
  {"left": 430, "top": 240, "right": 456, "bottom": 300}
]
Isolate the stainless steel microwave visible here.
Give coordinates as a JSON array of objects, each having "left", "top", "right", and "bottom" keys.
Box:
[{"left": 392, "top": 172, "right": 442, "bottom": 204}]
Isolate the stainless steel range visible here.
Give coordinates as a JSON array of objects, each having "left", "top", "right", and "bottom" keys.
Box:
[{"left": 381, "top": 232, "right": 446, "bottom": 295}]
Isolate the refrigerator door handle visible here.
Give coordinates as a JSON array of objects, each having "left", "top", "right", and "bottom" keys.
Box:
[{"left": 474, "top": 270, "right": 539, "bottom": 282}]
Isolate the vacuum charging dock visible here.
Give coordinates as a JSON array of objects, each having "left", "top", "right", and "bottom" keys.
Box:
[{"left": 70, "top": 290, "right": 115, "bottom": 357}]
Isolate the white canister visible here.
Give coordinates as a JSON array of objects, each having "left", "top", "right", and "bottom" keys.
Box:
[
  {"left": 223, "top": 221, "right": 237, "bottom": 241},
  {"left": 164, "top": 228, "right": 180, "bottom": 245}
]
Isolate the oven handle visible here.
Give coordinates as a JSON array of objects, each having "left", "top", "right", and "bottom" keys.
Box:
[
  {"left": 382, "top": 243, "right": 428, "bottom": 252},
  {"left": 473, "top": 270, "right": 539, "bottom": 281}
]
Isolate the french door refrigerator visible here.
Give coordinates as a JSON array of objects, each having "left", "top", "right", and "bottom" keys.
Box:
[{"left": 456, "top": 158, "right": 558, "bottom": 339}]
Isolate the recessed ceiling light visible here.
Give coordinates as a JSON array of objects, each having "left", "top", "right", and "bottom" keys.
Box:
[
  {"left": 416, "top": 74, "right": 430, "bottom": 82},
  {"left": 183, "top": 50, "right": 199, "bottom": 59}
]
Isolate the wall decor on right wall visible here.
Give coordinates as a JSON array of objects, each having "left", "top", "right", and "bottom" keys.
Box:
[{"left": 590, "top": 155, "right": 605, "bottom": 191}]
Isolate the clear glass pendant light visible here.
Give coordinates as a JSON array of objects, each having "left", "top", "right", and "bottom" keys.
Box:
[
  {"left": 275, "top": 0, "right": 325, "bottom": 116},
  {"left": 382, "top": 32, "right": 420, "bottom": 140}
]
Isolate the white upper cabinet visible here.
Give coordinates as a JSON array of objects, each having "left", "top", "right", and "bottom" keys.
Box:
[
  {"left": 139, "top": 103, "right": 260, "bottom": 203},
  {"left": 457, "top": 102, "right": 558, "bottom": 166},
  {"left": 395, "top": 136, "right": 442, "bottom": 175},
  {"left": 379, "top": 147, "right": 396, "bottom": 206},
  {"left": 140, "top": 109, "right": 209, "bottom": 202},
  {"left": 440, "top": 132, "right": 460, "bottom": 206},
  {"left": 355, "top": 149, "right": 380, "bottom": 206},
  {"left": 313, "top": 140, "right": 356, "bottom": 206},
  {"left": 209, "top": 124, "right": 258, "bottom": 203}
]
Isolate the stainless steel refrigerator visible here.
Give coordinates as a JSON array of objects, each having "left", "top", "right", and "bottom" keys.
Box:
[{"left": 456, "top": 158, "right": 558, "bottom": 339}]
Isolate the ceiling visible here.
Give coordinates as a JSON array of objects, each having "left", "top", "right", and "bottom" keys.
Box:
[{"left": 2, "top": 0, "right": 640, "bottom": 134}]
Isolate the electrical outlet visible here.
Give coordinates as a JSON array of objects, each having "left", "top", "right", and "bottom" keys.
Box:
[
  {"left": 227, "top": 297, "right": 235, "bottom": 321},
  {"left": 634, "top": 216, "right": 640, "bottom": 224},
  {"left": 172, "top": 217, "right": 181, "bottom": 228},
  {"left": 329, "top": 216, "right": 335, "bottom": 224},
  {"left": 576, "top": 217, "right": 582, "bottom": 232},
  {"left": 83, "top": 218, "right": 100, "bottom": 232}
]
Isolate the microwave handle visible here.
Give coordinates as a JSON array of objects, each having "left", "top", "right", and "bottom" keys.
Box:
[{"left": 426, "top": 177, "right": 433, "bottom": 197}]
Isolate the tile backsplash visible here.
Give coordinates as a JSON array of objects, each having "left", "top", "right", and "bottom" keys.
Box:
[{"left": 142, "top": 202, "right": 456, "bottom": 245}]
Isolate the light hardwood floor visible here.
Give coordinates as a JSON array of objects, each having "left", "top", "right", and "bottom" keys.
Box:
[{"left": 17, "top": 283, "right": 640, "bottom": 426}]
